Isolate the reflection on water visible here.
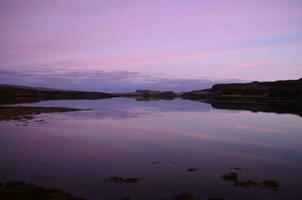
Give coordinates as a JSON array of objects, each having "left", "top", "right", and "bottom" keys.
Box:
[{"left": 0, "top": 98, "right": 302, "bottom": 200}]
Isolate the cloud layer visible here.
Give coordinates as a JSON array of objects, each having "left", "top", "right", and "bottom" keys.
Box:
[
  {"left": 0, "top": 69, "right": 238, "bottom": 92},
  {"left": 0, "top": 0, "right": 302, "bottom": 81}
]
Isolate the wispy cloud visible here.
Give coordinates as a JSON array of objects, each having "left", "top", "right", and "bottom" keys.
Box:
[
  {"left": 1, "top": 0, "right": 301, "bottom": 80},
  {"left": 232, "top": 123, "right": 280, "bottom": 133},
  {"left": 0, "top": 69, "right": 237, "bottom": 92},
  {"left": 233, "top": 63, "right": 253, "bottom": 69}
]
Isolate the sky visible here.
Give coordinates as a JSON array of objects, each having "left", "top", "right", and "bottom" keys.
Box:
[{"left": 0, "top": 0, "right": 302, "bottom": 91}]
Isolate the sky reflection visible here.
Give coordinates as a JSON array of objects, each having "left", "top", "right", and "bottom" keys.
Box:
[{"left": 0, "top": 99, "right": 302, "bottom": 199}]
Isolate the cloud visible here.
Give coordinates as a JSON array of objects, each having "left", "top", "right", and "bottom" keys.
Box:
[
  {"left": 232, "top": 123, "right": 279, "bottom": 133},
  {"left": 233, "top": 63, "right": 253, "bottom": 69},
  {"left": 0, "top": 69, "right": 242, "bottom": 92},
  {"left": 232, "top": 60, "right": 302, "bottom": 69},
  {"left": 1, "top": 0, "right": 301, "bottom": 81}
]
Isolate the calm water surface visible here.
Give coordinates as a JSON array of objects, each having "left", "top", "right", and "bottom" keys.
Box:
[{"left": 0, "top": 98, "right": 302, "bottom": 200}]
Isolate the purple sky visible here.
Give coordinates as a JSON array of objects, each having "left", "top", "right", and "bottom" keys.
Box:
[{"left": 0, "top": 0, "right": 302, "bottom": 90}]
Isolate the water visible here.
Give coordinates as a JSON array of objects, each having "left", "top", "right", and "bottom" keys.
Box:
[{"left": 0, "top": 98, "right": 302, "bottom": 200}]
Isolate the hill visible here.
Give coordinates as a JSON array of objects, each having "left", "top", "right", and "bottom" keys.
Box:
[
  {"left": 0, "top": 84, "right": 115, "bottom": 104},
  {"left": 182, "top": 78, "right": 302, "bottom": 101}
]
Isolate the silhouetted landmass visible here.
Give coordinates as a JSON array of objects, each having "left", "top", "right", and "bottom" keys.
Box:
[
  {"left": 182, "top": 78, "right": 302, "bottom": 100},
  {"left": 116, "top": 90, "right": 178, "bottom": 101},
  {"left": 0, "top": 106, "right": 85, "bottom": 121},
  {"left": 182, "top": 78, "right": 302, "bottom": 116},
  {"left": 0, "top": 181, "right": 85, "bottom": 200},
  {"left": 0, "top": 84, "right": 115, "bottom": 105}
]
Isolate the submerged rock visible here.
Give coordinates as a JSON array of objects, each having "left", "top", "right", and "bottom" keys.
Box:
[
  {"left": 220, "top": 171, "right": 280, "bottom": 191},
  {"left": 187, "top": 168, "right": 199, "bottom": 172},
  {"left": 229, "top": 167, "right": 241, "bottom": 171},
  {"left": 262, "top": 180, "right": 280, "bottom": 190},
  {"left": 220, "top": 172, "right": 238, "bottom": 182},
  {"left": 105, "top": 176, "right": 141, "bottom": 185}
]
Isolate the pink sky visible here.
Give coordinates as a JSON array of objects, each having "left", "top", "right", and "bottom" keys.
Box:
[{"left": 1, "top": 0, "right": 302, "bottom": 81}]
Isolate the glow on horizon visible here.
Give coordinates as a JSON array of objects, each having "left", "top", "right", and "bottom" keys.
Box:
[{"left": 0, "top": 0, "right": 302, "bottom": 81}]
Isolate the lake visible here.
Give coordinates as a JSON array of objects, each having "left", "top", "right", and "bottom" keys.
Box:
[{"left": 0, "top": 98, "right": 302, "bottom": 200}]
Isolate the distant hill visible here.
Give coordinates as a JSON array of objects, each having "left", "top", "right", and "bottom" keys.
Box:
[
  {"left": 181, "top": 78, "right": 302, "bottom": 117},
  {"left": 0, "top": 84, "right": 115, "bottom": 104},
  {"left": 182, "top": 78, "right": 302, "bottom": 100}
]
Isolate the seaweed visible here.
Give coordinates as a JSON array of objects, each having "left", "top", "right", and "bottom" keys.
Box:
[
  {"left": 262, "top": 180, "right": 280, "bottom": 190},
  {"left": 220, "top": 171, "right": 280, "bottom": 190},
  {"left": 187, "top": 168, "right": 199, "bottom": 172},
  {"left": 220, "top": 172, "right": 238, "bottom": 182}
]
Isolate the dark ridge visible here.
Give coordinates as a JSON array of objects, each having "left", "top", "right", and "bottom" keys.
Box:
[
  {"left": 182, "top": 78, "right": 302, "bottom": 99},
  {"left": 181, "top": 78, "right": 302, "bottom": 117},
  {"left": 0, "top": 84, "right": 115, "bottom": 105}
]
